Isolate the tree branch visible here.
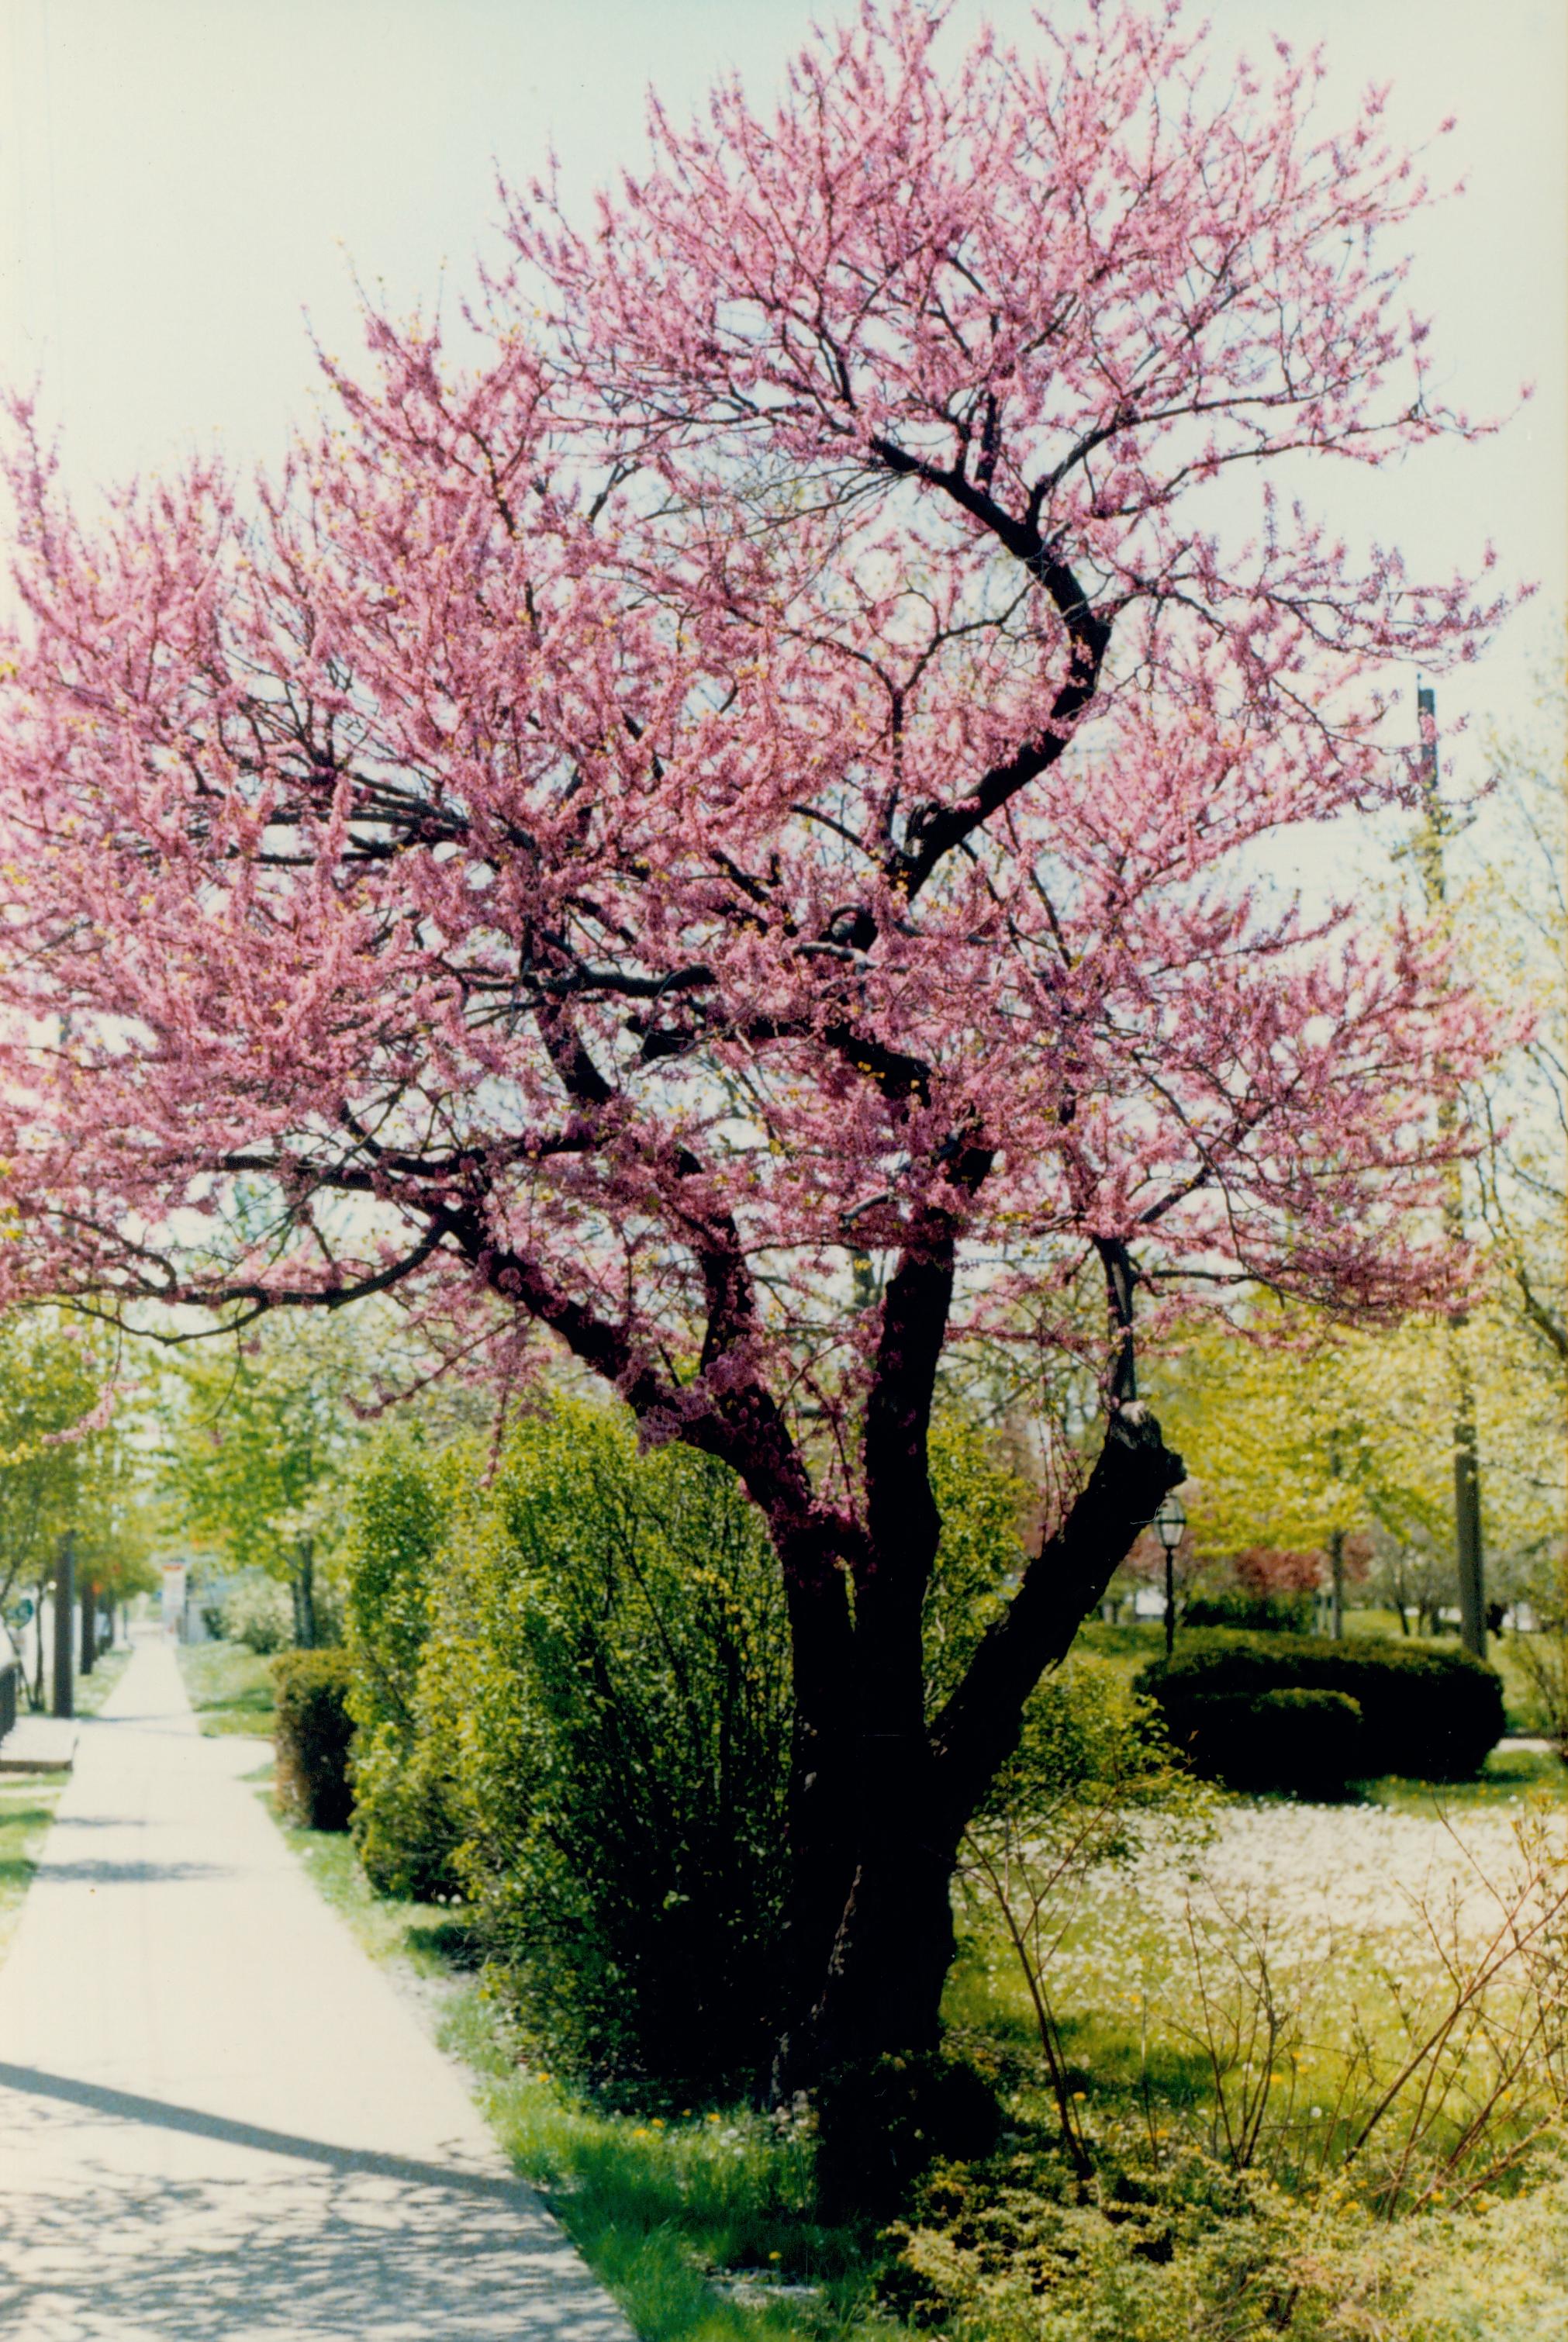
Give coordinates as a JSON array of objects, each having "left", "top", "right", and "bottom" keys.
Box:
[{"left": 931, "top": 1403, "right": 1183, "bottom": 1825}]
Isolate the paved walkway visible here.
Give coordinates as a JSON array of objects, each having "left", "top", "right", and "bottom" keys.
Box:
[
  {"left": 0, "top": 1712, "right": 79, "bottom": 1771},
  {"left": 0, "top": 1641, "right": 634, "bottom": 2342}
]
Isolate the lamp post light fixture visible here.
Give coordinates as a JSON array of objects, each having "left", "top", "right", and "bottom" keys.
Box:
[{"left": 1154, "top": 1491, "right": 1186, "bottom": 1661}]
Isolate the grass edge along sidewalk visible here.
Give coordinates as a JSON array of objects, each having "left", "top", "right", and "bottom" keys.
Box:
[
  {"left": 178, "top": 1639, "right": 278, "bottom": 1738},
  {"left": 0, "top": 1774, "right": 65, "bottom": 1966},
  {"left": 280, "top": 1822, "right": 882, "bottom": 2342}
]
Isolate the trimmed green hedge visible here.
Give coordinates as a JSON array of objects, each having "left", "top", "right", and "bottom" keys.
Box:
[
  {"left": 1135, "top": 1633, "right": 1504, "bottom": 1784},
  {"left": 1181, "top": 1687, "right": 1363, "bottom": 1798},
  {"left": 272, "top": 1649, "right": 354, "bottom": 1831},
  {"left": 1183, "top": 1592, "right": 1312, "bottom": 1635}
]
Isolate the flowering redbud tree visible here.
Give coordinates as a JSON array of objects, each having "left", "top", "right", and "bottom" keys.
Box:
[{"left": 0, "top": 3, "right": 1511, "bottom": 2074}]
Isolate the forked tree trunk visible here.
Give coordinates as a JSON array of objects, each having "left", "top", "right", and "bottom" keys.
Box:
[
  {"left": 456, "top": 1125, "right": 1183, "bottom": 2093},
  {"left": 772, "top": 1403, "right": 1182, "bottom": 2090}
]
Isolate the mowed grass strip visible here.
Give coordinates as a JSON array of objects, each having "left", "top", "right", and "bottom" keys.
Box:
[
  {"left": 177, "top": 1640, "right": 277, "bottom": 1737},
  {"left": 0, "top": 1774, "right": 65, "bottom": 1963},
  {"left": 74, "top": 1644, "right": 133, "bottom": 1717}
]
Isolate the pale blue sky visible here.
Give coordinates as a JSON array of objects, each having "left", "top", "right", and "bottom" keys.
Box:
[{"left": 2, "top": 0, "right": 1563, "bottom": 762}]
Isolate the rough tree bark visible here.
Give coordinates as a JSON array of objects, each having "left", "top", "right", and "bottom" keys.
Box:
[{"left": 772, "top": 1394, "right": 1183, "bottom": 2088}]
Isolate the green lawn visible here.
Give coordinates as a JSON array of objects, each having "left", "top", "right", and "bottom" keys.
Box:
[
  {"left": 1362, "top": 1739, "right": 1567, "bottom": 1814},
  {"left": 0, "top": 1774, "right": 64, "bottom": 1962},
  {"left": 176, "top": 1640, "right": 277, "bottom": 1737},
  {"left": 271, "top": 1791, "right": 1568, "bottom": 2342},
  {"left": 256, "top": 1626, "right": 1565, "bottom": 2342}
]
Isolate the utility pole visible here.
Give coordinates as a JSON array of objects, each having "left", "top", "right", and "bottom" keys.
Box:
[
  {"left": 52, "top": 1531, "right": 75, "bottom": 1719},
  {"left": 79, "top": 1573, "right": 96, "bottom": 1676},
  {"left": 1416, "top": 686, "right": 1487, "bottom": 1661},
  {"left": 1328, "top": 1529, "right": 1345, "bottom": 1642},
  {"left": 1326, "top": 1428, "right": 1346, "bottom": 1641}
]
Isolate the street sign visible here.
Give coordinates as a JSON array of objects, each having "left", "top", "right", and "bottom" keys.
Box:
[{"left": 7, "top": 1598, "right": 33, "bottom": 1628}]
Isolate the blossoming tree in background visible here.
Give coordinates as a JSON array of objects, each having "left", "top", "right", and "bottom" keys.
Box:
[{"left": 0, "top": 2, "right": 1514, "bottom": 2074}]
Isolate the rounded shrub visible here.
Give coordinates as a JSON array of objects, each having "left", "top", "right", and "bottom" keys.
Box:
[
  {"left": 1183, "top": 1686, "right": 1363, "bottom": 1798},
  {"left": 447, "top": 1401, "right": 793, "bottom": 2097},
  {"left": 221, "top": 1573, "right": 294, "bottom": 1654},
  {"left": 271, "top": 1648, "right": 355, "bottom": 1830},
  {"left": 1136, "top": 1632, "right": 1504, "bottom": 1783}
]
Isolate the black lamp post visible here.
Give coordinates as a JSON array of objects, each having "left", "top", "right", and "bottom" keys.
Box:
[{"left": 1154, "top": 1491, "right": 1186, "bottom": 1661}]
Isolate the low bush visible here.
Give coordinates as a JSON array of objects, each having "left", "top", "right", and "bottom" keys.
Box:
[
  {"left": 338, "top": 1398, "right": 797, "bottom": 2094},
  {"left": 1182, "top": 1590, "right": 1312, "bottom": 1634},
  {"left": 814, "top": 2050, "right": 1002, "bottom": 2222},
  {"left": 219, "top": 1570, "right": 347, "bottom": 1655},
  {"left": 221, "top": 1573, "right": 294, "bottom": 1654},
  {"left": 272, "top": 1649, "right": 355, "bottom": 1830},
  {"left": 1136, "top": 1632, "right": 1504, "bottom": 1781},
  {"left": 879, "top": 2136, "right": 1278, "bottom": 2338},
  {"left": 983, "top": 1653, "right": 1202, "bottom": 1832},
  {"left": 1181, "top": 1685, "right": 1363, "bottom": 1798}
]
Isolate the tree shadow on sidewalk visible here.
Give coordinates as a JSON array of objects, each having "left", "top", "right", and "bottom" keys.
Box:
[{"left": 0, "top": 2061, "right": 630, "bottom": 2340}]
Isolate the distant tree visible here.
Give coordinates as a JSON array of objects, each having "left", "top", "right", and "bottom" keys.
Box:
[
  {"left": 1148, "top": 1306, "right": 1450, "bottom": 1636},
  {"left": 0, "top": 1314, "right": 102, "bottom": 1617},
  {"left": 74, "top": 1425, "right": 160, "bottom": 1667},
  {"left": 0, "top": 1310, "right": 157, "bottom": 1694},
  {"left": 163, "top": 1322, "right": 361, "bottom": 1647}
]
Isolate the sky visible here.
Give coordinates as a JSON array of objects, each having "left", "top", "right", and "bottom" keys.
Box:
[{"left": 2, "top": 0, "right": 1563, "bottom": 778}]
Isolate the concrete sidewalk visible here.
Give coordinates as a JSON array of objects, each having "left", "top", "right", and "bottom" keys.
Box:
[
  {"left": 0, "top": 1640, "right": 634, "bottom": 2342},
  {"left": 0, "top": 1712, "right": 79, "bottom": 1772}
]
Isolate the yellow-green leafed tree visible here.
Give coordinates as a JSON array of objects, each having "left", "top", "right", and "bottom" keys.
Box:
[
  {"left": 0, "top": 1308, "right": 158, "bottom": 1694},
  {"left": 1146, "top": 1306, "right": 1461, "bottom": 1630},
  {"left": 73, "top": 1418, "right": 161, "bottom": 1643},
  {"left": 162, "top": 1317, "right": 363, "bottom": 1649},
  {"left": 0, "top": 1311, "right": 115, "bottom": 1604}
]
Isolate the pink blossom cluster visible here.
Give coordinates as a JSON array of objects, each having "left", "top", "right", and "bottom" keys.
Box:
[{"left": 0, "top": 0, "right": 1515, "bottom": 1491}]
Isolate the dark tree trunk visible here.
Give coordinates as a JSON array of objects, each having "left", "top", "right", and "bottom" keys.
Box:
[
  {"left": 798, "top": 1228, "right": 958, "bottom": 2071},
  {"left": 80, "top": 1583, "right": 96, "bottom": 1675},
  {"left": 454, "top": 1114, "right": 1183, "bottom": 2098},
  {"left": 770, "top": 1532, "right": 858, "bottom": 2051},
  {"left": 773, "top": 1401, "right": 1183, "bottom": 2089},
  {"left": 52, "top": 1535, "right": 74, "bottom": 1720},
  {"left": 31, "top": 1574, "right": 47, "bottom": 1712},
  {"left": 795, "top": 1733, "right": 958, "bottom": 2075},
  {"left": 292, "top": 1540, "right": 317, "bottom": 1649}
]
